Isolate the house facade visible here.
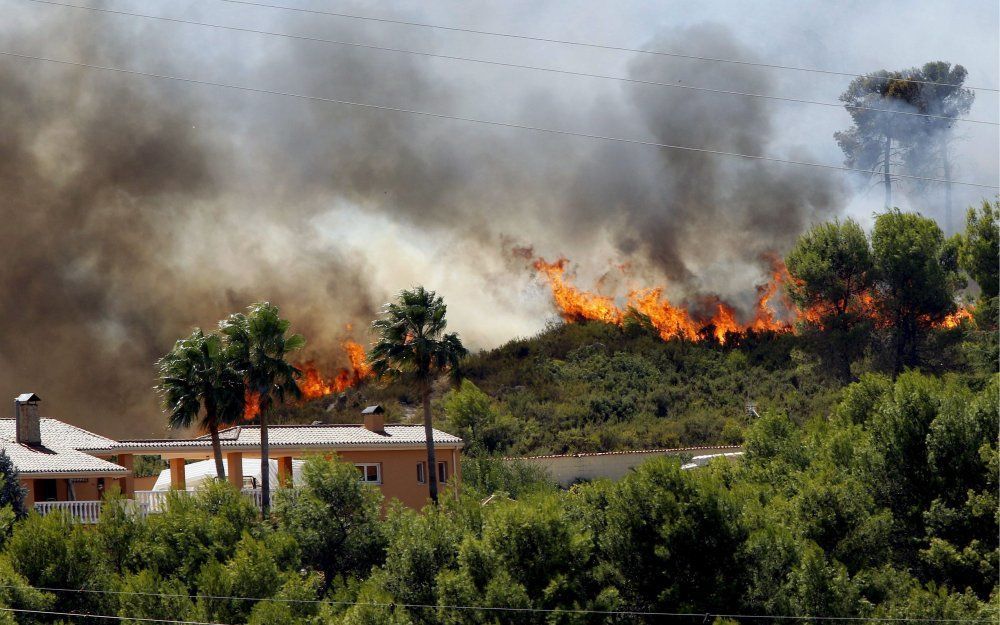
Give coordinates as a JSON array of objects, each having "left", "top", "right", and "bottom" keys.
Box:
[
  {"left": 2, "top": 394, "right": 463, "bottom": 517},
  {"left": 117, "top": 409, "right": 464, "bottom": 510}
]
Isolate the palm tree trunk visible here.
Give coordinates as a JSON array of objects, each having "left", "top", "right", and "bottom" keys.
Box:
[
  {"left": 423, "top": 379, "right": 438, "bottom": 505},
  {"left": 209, "top": 422, "right": 226, "bottom": 482},
  {"left": 259, "top": 393, "right": 270, "bottom": 516}
]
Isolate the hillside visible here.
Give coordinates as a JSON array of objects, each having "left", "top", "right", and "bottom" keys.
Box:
[
  {"left": 283, "top": 206, "right": 998, "bottom": 457},
  {"left": 277, "top": 315, "right": 977, "bottom": 456}
]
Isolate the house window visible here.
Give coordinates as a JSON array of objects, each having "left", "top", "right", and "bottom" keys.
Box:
[
  {"left": 417, "top": 462, "right": 448, "bottom": 484},
  {"left": 355, "top": 463, "right": 381, "bottom": 484}
]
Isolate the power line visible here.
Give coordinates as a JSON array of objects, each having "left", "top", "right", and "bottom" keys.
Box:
[
  {"left": 0, "top": 584, "right": 992, "bottom": 622},
  {"left": 16, "top": 0, "right": 998, "bottom": 126},
  {"left": 214, "top": 0, "right": 1000, "bottom": 93},
  {"left": 0, "top": 606, "right": 229, "bottom": 624},
  {"left": 2, "top": 50, "right": 997, "bottom": 190}
]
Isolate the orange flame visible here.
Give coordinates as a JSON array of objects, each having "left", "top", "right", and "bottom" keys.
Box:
[
  {"left": 711, "top": 301, "right": 742, "bottom": 344},
  {"left": 296, "top": 340, "right": 373, "bottom": 401},
  {"left": 533, "top": 258, "right": 623, "bottom": 325},
  {"left": 749, "top": 252, "right": 792, "bottom": 334},
  {"left": 243, "top": 388, "right": 261, "bottom": 421},
  {"left": 531, "top": 253, "right": 977, "bottom": 343},
  {"left": 240, "top": 340, "right": 373, "bottom": 418},
  {"left": 935, "top": 307, "right": 974, "bottom": 329},
  {"left": 532, "top": 255, "right": 794, "bottom": 343},
  {"left": 628, "top": 288, "right": 699, "bottom": 341}
]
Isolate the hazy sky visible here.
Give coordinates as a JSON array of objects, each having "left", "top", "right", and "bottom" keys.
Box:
[{"left": 2, "top": 0, "right": 997, "bottom": 435}]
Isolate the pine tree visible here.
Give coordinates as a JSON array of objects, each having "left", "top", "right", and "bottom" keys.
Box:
[{"left": 0, "top": 450, "right": 28, "bottom": 518}]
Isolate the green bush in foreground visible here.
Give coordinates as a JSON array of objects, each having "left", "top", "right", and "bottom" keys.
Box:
[{"left": 2, "top": 373, "right": 996, "bottom": 623}]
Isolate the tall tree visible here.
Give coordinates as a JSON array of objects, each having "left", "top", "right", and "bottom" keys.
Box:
[
  {"left": 905, "top": 62, "right": 974, "bottom": 229},
  {"left": 156, "top": 329, "right": 244, "bottom": 481},
  {"left": 871, "top": 210, "right": 963, "bottom": 373},
  {"left": 369, "top": 287, "right": 467, "bottom": 505},
  {"left": 958, "top": 200, "right": 999, "bottom": 370},
  {"left": 835, "top": 69, "right": 921, "bottom": 208},
  {"left": 0, "top": 450, "right": 28, "bottom": 518},
  {"left": 785, "top": 219, "right": 875, "bottom": 381},
  {"left": 958, "top": 199, "right": 999, "bottom": 301},
  {"left": 220, "top": 303, "right": 304, "bottom": 515}
]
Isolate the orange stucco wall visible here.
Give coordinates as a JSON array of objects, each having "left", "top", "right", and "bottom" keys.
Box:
[
  {"left": 334, "top": 448, "right": 461, "bottom": 510},
  {"left": 134, "top": 475, "right": 158, "bottom": 491},
  {"left": 21, "top": 476, "right": 114, "bottom": 504}
]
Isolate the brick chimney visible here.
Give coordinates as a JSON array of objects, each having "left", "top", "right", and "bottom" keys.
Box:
[
  {"left": 15, "top": 393, "right": 41, "bottom": 445},
  {"left": 361, "top": 405, "right": 385, "bottom": 434}
]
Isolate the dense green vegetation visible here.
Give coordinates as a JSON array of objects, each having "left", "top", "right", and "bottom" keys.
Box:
[{"left": 0, "top": 370, "right": 995, "bottom": 623}]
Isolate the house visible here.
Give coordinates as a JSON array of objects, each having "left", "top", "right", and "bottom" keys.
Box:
[
  {"left": 117, "top": 406, "right": 464, "bottom": 510},
  {"left": 2, "top": 394, "right": 464, "bottom": 518},
  {"left": 1, "top": 394, "right": 131, "bottom": 508}
]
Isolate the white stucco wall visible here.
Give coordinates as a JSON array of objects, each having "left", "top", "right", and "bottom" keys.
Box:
[{"left": 510, "top": 446, "right": 742, "bottom": 487}]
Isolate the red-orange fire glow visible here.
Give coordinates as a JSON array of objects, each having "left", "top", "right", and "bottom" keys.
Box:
[
  {"left": 243, "top": 388, "right": 261, "bottom": 421},
  {"left": 532, "top": 255, "right": 795, "bottom": 344},
  {"left": 935, "top": 307, "right": 975, "bottom": 329},
  {"left": 533, "top": 258, "right": 624, "bottom": 326},
  {"left": 530, "top": 254, "right": 974, "bottom": 344},
  {"left": 628, "top": 288, "right": 699, "bottom": 341},
  {"left": 711, "top": 301, "right": 742, "bottom": 344},
  {"left": 241, "top": 340, "right": 373, "bottom": 419},
  {"left": 749, "top": 252, "right": 793, "bottom": 334},
  {"left": 296, "top": 340, "right": 373, "bottom": 401}
]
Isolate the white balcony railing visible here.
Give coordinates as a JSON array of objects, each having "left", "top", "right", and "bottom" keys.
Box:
[
  {"left": 242, "top": 488, "right": 263, "bottom": 509},
  {"left": 134, "top": 488, "right": 264, "bottom": 512},
  {"left": 134, "top": 490, "right": 168, "bottom": 514},
  {"left": 34, "top": 488, "right": 266, "bottom": 524},
  {"left": 33, "top": 500, "right": 103, "bottom": 524}
]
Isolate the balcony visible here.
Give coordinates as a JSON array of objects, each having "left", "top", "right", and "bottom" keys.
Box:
[{"left": 33, "top": 488, "right": 265, "bottom": 523}]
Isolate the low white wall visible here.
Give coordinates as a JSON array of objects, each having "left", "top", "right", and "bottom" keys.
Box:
[{"left": 510, "top": 446, "right": 742, "bottom": 487}]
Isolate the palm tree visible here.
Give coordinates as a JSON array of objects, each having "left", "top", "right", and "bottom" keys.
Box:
[
  {"left": 220, "top": 302, "right": 304, "bottom": 515},
  {"left": 156, "top": 329, "right": 244, "bottom": 481},
  {"left": 369, "top": 287, "right": 467, "bottom": 505}
]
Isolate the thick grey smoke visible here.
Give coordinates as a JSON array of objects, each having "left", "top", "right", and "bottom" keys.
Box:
[
  {"left": 1, "top": 2, "right": 994, "bottom": 436},
  {"left": 0, "top": 7, "right": 378, "bottom": 437}
]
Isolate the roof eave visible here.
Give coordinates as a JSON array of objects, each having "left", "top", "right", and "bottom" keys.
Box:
[
  {"left": 112, "top": 442, "right": 464, "bottom": 455},
  {"left": 18, "top": 469, "right": 129, "bottom": 478}
]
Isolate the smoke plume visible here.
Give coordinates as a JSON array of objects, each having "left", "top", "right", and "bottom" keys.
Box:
[{"left": 2, "top": 2, "right": 992, "bottom": 436}]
